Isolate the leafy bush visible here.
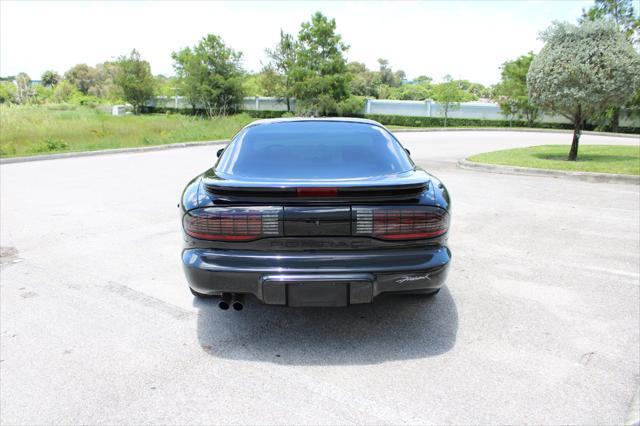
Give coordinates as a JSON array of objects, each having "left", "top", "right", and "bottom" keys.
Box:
[
  {"left": 52, "top": 81, "right": 78, "bottom": 103},
  {"left": 33, "top": 86, "right": 54, "bottom": 104},
  {"left": 0, "top": 145, "right": 16, "bottom": 156},
  {"left": 68, "top": 92, "right": 107, "bottom": 107},
  {"left": 31, "top": 138, "right": 69, "bottom": 153},
  {"left": 335, "top": 96, "right": 366, "bottom": 116},
  {"left": 0, "top": 81, "right": 16, "bottom": 104}
]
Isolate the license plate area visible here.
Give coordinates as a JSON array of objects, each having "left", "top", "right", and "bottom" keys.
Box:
[
  {"left": 283, "top": 207, "right": 351, "bottom": 236},
  {"left": 262, "top": 275, "right": 373, "bottom": 306},
  {"left": 288, "top": 282, "right": 349, "bottom": 307}
]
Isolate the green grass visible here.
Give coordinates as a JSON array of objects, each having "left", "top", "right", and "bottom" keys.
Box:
[
  {"left": 468, "top": 144, "right": 640, "bottom": 175},
  {"left": 0, "top": 105, "right": 255, "bottom": 157}
]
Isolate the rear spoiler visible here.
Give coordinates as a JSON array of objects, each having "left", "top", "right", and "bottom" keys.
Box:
[{"left": 203, "top": 181, "right": 429, "bottom": 203}]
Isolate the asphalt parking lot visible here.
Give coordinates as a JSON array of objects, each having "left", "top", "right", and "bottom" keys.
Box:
[{"left": 1, "top": 130, "right": 639, "bottom": 425}]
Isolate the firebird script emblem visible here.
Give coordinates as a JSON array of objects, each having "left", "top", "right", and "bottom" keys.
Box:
[{"left": 396, "top": 273, "right": 432, "bottom": 284}]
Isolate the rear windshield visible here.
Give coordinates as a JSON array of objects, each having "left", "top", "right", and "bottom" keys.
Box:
[{"left": 215, "top": 121, "right": 413, "bottom": 180}]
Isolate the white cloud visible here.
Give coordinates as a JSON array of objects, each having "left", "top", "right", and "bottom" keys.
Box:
[{"left": 0, "top": 0, "right": 591, "bottom": 85}]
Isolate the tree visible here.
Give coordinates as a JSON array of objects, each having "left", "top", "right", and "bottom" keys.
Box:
[
  {"left": 581, "top": 0, "right": 640, "bottom": 45},
  {"left": 242, "top": 73, "right": 263, "bottom": 97},
  {"left": 378, "top": 58, "right": 404, "bottom": 87},
  {"left": 580, "top": 0, "right": 640, "bottom": 131},
  {"left": 382, "top": 83, "right": 432, "bottom": 101},
  {"left": 414, "top": 75, "right": 433, "bottom": 84},
  {"left": 432, "top": 75, "right": 466, "bottom": 127},
  {"left": 154, "top": 75, "right": 179, "bottom": 97},
  {"left": 64, "top": 64, "right": 98, "bottom": 95},
  {"left": 527, "top": 21, "right": 640, "bottom": 160},
  {"left": 172, "top": 34, "right": 245, "bottom": 117},
  {"left": 455, "top": 80, "right": 488, "bottom": 99},
  {"left": 92, "top": 62, "right": 120, "bottom": 100},
  {"left": 62, "top": 63, "right": 119, "bottom": 100},
  {"left": 113, "top": 50, "right": 155, "bottom": 113},
  {"left": 257, "top": 65, "right": 284, "bottom": 97},
  {"left": 493, "top": 53, "right": 539, "bottom": 126},
  {"left": 291, "top": 12, "right": 350, "bottom": 115},
  {"left": 265, "top": 30, "right": 297, "bottom": 111},
  {"left": 41, "top": 70, "right": 60, "bottom": 88},
  {"left": 14, "top": 73, "right": 33, "bottom": 104},
  {"left": 398, "top": 84, "right": 431, "bottom": 100},
  {"left": 347, "top": 61, "right": 380, "bottom": 98}
]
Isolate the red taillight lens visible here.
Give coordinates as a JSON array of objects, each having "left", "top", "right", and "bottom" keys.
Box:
[
  {"left": 354, "top": 207, "right": 449, "bottom": 240},
  {"left": 183, "top": 207, "right": 281, "bottom": 241},
  {"left": 296, "top": 187, "right": 338, "bottom": 197}
]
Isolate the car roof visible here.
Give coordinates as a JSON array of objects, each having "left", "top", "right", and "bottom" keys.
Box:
[{"left": 242, "top": 116, "right": 386, "bottom": 130}]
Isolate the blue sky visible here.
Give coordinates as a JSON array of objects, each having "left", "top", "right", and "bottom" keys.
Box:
[{"left": 0, "top": 0, "right": 594, "bottom": 85}]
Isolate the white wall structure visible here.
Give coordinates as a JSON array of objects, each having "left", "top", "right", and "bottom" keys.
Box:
[
  {"left": 146, "top": 96, "right": 639, "bottom": 127},
  {"left": 111, "top": 105, "right": 132, "bottom": 116},
  {"left": 240, "top": 97, "right": 296, "bottom": 112}
]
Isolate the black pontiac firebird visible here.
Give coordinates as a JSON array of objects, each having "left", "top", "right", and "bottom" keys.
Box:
[{"left": 180, "top": 118, "right": 451, "bottom": 310}]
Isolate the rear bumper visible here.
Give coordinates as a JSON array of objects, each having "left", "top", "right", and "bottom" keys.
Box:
[
  {"left": 182, "top": 246, "right": 451, "bottom": 306},
  {"left": 182, "top": 245, "right": 451, "bottom": 306}
]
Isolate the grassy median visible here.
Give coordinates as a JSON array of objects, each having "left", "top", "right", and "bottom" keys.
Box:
[
  {"left": 0, "top": 105, "right": 255, "bottom": 158},
  {"left": 468, "top": 144, "right": 640, "bottom": 175}
]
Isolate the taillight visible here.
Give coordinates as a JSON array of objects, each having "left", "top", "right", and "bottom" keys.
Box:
[
  {"left": 183, "top": 207, "right": 281, "bottom": 241},
  {"left": 353, "top": 206, "right": 449, "bottom": 240},
  {"left": 296, "top": 187, "right": 338, "bottom": 197}
]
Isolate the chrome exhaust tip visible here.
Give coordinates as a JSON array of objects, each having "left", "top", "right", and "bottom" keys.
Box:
[
  {"left": 218, "top": 293, "right": 231, "bottom": 310},
  {"left": 231, "top": 294, "right": 244, "bottom": 311}
]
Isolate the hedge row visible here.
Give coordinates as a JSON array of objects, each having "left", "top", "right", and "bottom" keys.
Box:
[
  {"left": 369, "top": 114, "right": 639, "bottom": 134},
  {"left": 143, "top": 107, "right": 287, "bottom": 119},
  {"left": 364, "top": 114, "right": 576, "bottom": 130},
  {"left": 248, "top": 110, "right": 640, "bottom": 133},
  {"left": 245, "top": 110, "right": 290, "bottom": 119}
]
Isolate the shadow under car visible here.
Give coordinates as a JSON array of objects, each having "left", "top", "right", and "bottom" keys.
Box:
[{"left": 195, "top": 286, "right": 458, "bottom": 366}]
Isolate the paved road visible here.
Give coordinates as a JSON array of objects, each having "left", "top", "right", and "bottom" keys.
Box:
[{"left": 1, "top": 131, "right": 639, "bottom": 425}]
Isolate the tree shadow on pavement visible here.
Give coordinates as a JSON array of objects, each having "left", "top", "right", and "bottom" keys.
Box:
[{"left": 195, "top": 286, "right": 458, "bottom": 365}]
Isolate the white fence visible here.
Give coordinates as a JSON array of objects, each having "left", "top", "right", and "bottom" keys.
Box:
[
  {"left": 364, "top": 99, "right": 571, "bottom": 123},
  {"left": 146, "top": 96, "right": 639, "bottom": 127},
  {"left": 240, "top": 97, "right": 297, "bottom": 111}
]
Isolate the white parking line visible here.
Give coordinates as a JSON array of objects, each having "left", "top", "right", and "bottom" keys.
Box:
[{"left": 584, "top": 266, "right": 640, "bottom": 280}]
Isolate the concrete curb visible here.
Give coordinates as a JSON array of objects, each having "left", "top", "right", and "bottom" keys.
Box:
[
  {"left": 458, "top": 158, "right": 640, "bottom": 185},
  {"left": 0, "top": 139, "right": 230, "bottom": 165},
  {"left": 626, "top": 387, "right": 640, "bottom": 426},
  {"left": 392, "top": 127, "right": 640, "bottom": 138}
]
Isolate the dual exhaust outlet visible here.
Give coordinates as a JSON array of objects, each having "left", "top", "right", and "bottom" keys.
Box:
[{"left": 218, "top": 293, "right": 244, "bottom": 311}]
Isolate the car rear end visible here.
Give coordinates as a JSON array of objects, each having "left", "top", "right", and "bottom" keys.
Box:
[{"left": 180, "top": 119, "right": 451, "bottom": 308}]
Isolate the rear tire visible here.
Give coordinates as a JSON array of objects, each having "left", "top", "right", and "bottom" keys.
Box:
[{"left": 189, "top": 287, "right": 216, "bottom": 299}]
